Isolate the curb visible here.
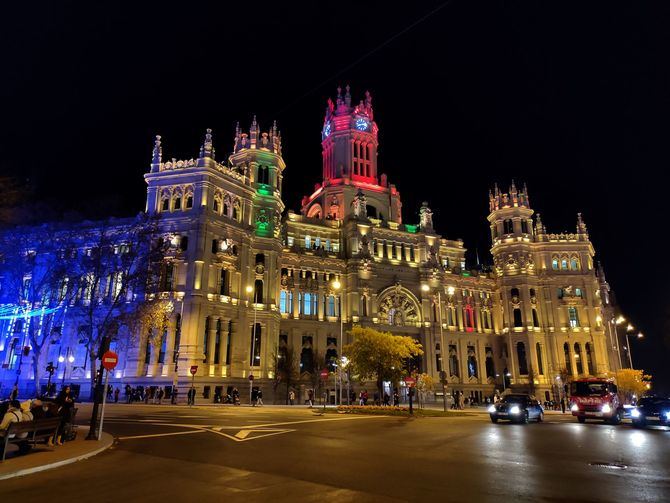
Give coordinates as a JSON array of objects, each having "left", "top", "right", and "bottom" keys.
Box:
[{"left": 0, "top": 431, "right": 114, "bottom": 481}]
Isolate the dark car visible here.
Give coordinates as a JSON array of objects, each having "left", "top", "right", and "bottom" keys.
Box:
[
  {"left": 631, "top": 396, "right": 670, "bottom": 428},
  {"left": 488, "top": 394, "right": 544, "bottom": 424}
]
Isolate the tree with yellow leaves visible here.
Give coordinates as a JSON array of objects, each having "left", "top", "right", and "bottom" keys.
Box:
[
  {"left": 606, "top": 369, "right": 652, "bottom": 404},
  {"left": 344, "top": 326, "right": 423, "bottom": 403}
]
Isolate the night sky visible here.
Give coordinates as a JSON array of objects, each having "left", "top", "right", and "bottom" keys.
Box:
[{"left": 2, "top": 1, "right": 669, "bottom": 391}]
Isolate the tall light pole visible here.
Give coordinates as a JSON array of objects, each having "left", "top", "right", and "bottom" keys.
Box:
[
  {"left": 332, "top": 278, "right": 342, "bottom": 406},
  {"left": 624, "top": 323, "right": 643, "bottom": 369},
  {"left": 611, "top": 316, "right": 625, "bottom": 370}
]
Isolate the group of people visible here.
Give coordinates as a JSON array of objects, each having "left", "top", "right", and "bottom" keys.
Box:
[
  {"left": 124, "top": 384, "right": 172, "bottom": 404},
  {"left": 0, "top": 385, "right": 76, "bottom": 454}
]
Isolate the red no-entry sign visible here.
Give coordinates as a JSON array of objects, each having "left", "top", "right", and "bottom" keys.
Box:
[
  {"left": 404, "top": 377, "right": 416, "bottom": 387},
  {"left": 248, "top": 374, "right": 254, "bottom": 381},
  {"left": 320, "top": 369, "right": 329, "bottom": 379},
  {"left": 190, "top": 365, "right": 198, "bottom": 375},
  {"left": 101, "top": 351, "right": 118, "bottom": 371}
]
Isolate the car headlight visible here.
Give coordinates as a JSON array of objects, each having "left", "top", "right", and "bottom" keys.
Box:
[
  {"left": 601, "top": 403, "right": 611, "bottom": 413},
  {"left": 570, "top": 403, "right": 579, "bottom": 412},
  {"left": 510, "top": 405, "right": 521, "bottom": 414},
  {"left": 631, "top": 408, "right": 640, "bottom": 418},
  {"left": 488, "top": 405, "right": 497, "bottom": 413},
  {"left": 665, "top": 411, "right": 670, "bottom": 420}
]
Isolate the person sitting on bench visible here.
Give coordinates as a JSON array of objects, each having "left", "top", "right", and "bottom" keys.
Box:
[{"left": 0, "top": 401, "right": 23, "bottom": 439}]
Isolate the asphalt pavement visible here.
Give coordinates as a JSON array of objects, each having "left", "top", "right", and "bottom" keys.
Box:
[{"left": 1, "top": 403, "right": 668, "bottom": 502}]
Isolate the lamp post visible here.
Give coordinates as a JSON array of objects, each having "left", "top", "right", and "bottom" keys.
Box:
[
  {"left": 623, "top": 323, "right": 643, "bottom": 369},
  {"left": 422, "top": 283, "right": 447, "bottom": 410},
  {"left": 332, "top": 278, "right": 342, "bottom": 406},
  {"left": 246, "top": 285, "right": 256, "bottom": 405},
  {"left": 611, "top": 315, "right": 625, "bottom": 370}
]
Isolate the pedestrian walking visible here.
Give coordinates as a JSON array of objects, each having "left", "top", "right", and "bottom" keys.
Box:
[
  {"left": 560, "top": 397, "right": 566, "bottom": 414},
  {"left": 232, "top": 387, "right": 240, "bottom": 405},
  {"left": 383, "top": 392, "right": 390, "bottom": 406},
  {"left": 188, "top": 387, "right": 196, "bottom": 406},
  {"left": 308, "top": 389, "right": 314, "bottom": 408},
  {"left": 251, "top": 387, "right": 258, "bottom": 406},
  {"left": 289, "top": 389, "right": 295, "bottom": 405},
  {"left": 172, "top": 387, "right": 179, "bottom": 405},
  {"left": 158, "top": 387, "right": 164, "bottom": 405},
  {"left": 10, "top": 384, "right": 18, "bottom": 401},
  {"left": 114, "top": 387, "right": 120, "bottom": 403},
  {"left": 359, "top": 391, "right": 364, "bottom": 406},
  {"left": 393, "top": 388, "right": 399, "bottom": 407},
  {"left": 257, "top": 388, "right": 263, "bottom": 406}
]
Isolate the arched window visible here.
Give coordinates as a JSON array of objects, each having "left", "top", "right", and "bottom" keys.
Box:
[
  {"left": 571, "top": 257, "right": 580, "bottom": 270},
  {"left": 232, "top": 200, "right": 240, "bottom": 221},
  {"left": 485, "top": 347, "right": 495, "bottom": 378},
  {"left": 326, "top": 295, "right": 336, "bottom": 317},
  {"left": 464, "top": 305, "right": 475, "bottom": 332},
  {"left": 172, "top": 192, "right": 182, "bottom": 211},
  {"left": 219, "top": 269, "right": 229, "bottom": 296},
  {"left": 513, "top": 308, "right": 523, "bottom": 327},
  {"left": 304, "top": 235, "right": 311, "bottom": 249},
  {"left": 503, "top": 219, "right": 514, "bottom": 234},
  {"left": 467, "top": 346, "right": 478, "bottom": 378},
  {"left": 145, "top": 336, "right": 152, "bottom": 365},
  {"left": 213, "top": 195, "right": 221, "bottom": 213},
  {"left": 185, "top": 190, "right": 194, "bottom": 209},
  {"left": 361, "top": 295, "right": 368, "bottom": 317},
  {"left": 250, "top": 323, "right": 261, "bottom": 366},
  {"left": 536, "top": 343, "right": 544, "bottom": 374},
  {"left": 521, "top": 220, "right": 529, "bottom": 234},
  {"left": 516, "top": 342, "right": 528, "bottom": 375},
  {"left": 161, "top": 196, "right": 170, "bottom": 212},
  {"left": 203, "top": 317, "right": 210, "bottom": 363},
  {"left": 511, "top": 287, "right": 520, "bottom": 298},
  {"left": 561, "top": 258, "right": 568, "bottom": 270},
  {"left": 255, "top": 253, "right": 265, "bottom": 266},
  {"left": 173, "top": 314, "right": 181, "bottom": 363},
  {"left": 574, "top": 343, "right": 583, "bottom": 374},
  {"left": 585, "top": 343, "right": 595, "bottom": 375},
  {"left": 257, "top": 165, "right": 269, "bottom": 185},
  {"left": 552, "top": 257, "right": 559, "bottom": 270},
  {"left": 564, "top": 342, "right": 573, "bottom": 375},
  {"left": 532, "top": 308, "right": 540, "bottom": 327},
  {"left": 214, "top": 319, "right": 222, "bottom": 365},
  {"left": 254, "top": 279, "right": 263, "bottom": 304},
  {"left": 447, "top": 306, "right": 456, "bottom": 326},
  {"left": 448, "top": 345, "right": 459, "bottom": 377},
  {"left": 158, "top": 328, "right": 167, "bottom": 363}
]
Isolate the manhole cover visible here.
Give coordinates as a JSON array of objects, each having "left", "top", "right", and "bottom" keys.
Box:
[{"left": 589, "top": 461, "right": 627, "bottom": 469}]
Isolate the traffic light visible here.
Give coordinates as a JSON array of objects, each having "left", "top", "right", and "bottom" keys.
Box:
[
  {"left": 23, "top": 346, "right": 30, "bottom": 356},
  {"left": 46, "top": 362, "right": 55, "bottom": 375}
]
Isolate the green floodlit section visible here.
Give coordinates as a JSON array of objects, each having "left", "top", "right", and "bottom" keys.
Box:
[
  {"left": 257, "top": 184, "right": 273, "bottom": 196},
  {"left": 255, "top": 221, "right": 272, "bottom": 237},
  {"left": 462, "top": 271, "right": 471, "bottom": 277},
  {"left": 405, "top": 224, "right": 418, "bottom": 233}
]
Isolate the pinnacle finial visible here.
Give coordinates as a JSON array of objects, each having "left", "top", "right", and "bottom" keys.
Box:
[
  {"left": 199, "top": 128, "right": 214, "bottom": 159},
  {"left": 152, "top": 135, "right": 162, "bottom": 165}
]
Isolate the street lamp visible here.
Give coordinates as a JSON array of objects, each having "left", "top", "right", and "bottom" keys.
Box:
[
  {"left": 332, "top": 278, "right": 343, "bottom": 406},
  {"left": 623, "top": 322, "right": 642, "bottom": 369}
]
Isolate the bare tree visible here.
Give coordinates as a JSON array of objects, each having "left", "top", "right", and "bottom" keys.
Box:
[
  {"left": 65, "top": 215, "right": 167, "bottom": 397},
  {"left": 272, "top": 345, "right": 300, "bottom": 404},
  {"left": 0, "top": 223, "right": 78, "bottom": 396}
]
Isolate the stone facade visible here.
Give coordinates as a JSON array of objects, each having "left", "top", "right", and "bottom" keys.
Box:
[{"left": 0, "top": 87, "right": 619, "bottom": 403}]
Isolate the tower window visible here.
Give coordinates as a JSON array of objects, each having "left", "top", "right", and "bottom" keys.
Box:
[
  {"left": 571, "top": 257, "right": 580, "bottom": 270},
  {"left": 254, "top": 279, "right": 263, "bottom": 304},
  {"left": 561, "top": 258, "right": 568, "bottom": 270},
  {"left": 516, "top": 342, "right": 528, "bottom": 375},
  {"left": 536, "top": 343, "right": 544, "bottom": 375},
  {"left": 513, "top": 308, "right": 523, "bottom": 327},
  {"left": 552, "top": 258, "right": 559, "bottom": 270},
  {"left": 250, "top": 323, "right": 261, "bottom": 366},
  {"left": 185, "top": 194, "right": 193, "bottom": 209},
  {"left": 503, "top": 219, "right": 514, "bottom": 234},
  {"left": 568, "top": 307, "right": 580, "bottom": 328},
  {"left": 532, "top": 308, "right": 539, "bottom": 327},
  {"left": 520, "top": 220, "right": 528, "bottom": 234},
  {"left": 574, "top": 343, "right": 583, "bottom": 374}
]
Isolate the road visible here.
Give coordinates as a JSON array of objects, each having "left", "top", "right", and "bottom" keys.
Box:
[{"left": 1, "top": 404, "right": 669, "bottom": 502}]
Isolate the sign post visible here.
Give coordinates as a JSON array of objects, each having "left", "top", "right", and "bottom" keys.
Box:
[
  {"left": 404, "top": 376, "right": 416, "bottom": 415},
  {"left": 189, "top": 366, "right": 198, "bottom": 407},
  {"left": 98, "top": 351, "right": 118, "bottom": 441}
]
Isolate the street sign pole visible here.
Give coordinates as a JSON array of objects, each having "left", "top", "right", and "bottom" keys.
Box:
[{"left": 98, "top": 368, "right": 109, "bottom": 441}]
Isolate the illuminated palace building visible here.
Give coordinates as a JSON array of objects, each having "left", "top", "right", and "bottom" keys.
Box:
[{"left": 0, "top": 87, "right": 625, "bottom": 402}]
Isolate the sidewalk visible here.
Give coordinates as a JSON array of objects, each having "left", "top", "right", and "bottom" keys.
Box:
[{"left": 0, "top": 426, "right": 113, "bottom": 480}]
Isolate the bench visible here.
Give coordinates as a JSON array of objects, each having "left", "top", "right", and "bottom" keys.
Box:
[{"left": 1, "top": 417, "right": 62, "bottom": 462}]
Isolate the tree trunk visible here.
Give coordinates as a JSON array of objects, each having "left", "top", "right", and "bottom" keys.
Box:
[
  {"left": 89, "top": 353, "right": 98, "bottom": 400},
  {"left": 32, "top": 351, "right": 42, "bottom": 398}
]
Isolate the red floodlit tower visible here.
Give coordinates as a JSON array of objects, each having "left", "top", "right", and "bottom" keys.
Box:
[{"left": 301, "top": 85, "right": 402, "bottom": 224}]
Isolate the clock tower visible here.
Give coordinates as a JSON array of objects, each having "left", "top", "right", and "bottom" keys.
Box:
[{"left": 302, "top": 85, "right": 402, "bottom": 224}]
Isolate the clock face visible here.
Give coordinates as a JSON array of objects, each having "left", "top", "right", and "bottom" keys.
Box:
[
  {"left": 355, "top": 118, "right": 369, "bottom": 131},
  {"left": 323, "top": 122, "right": 331, "bottom": 137}
]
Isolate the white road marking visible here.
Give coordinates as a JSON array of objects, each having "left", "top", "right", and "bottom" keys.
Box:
[{"left": 118, "top": 430, "right": 207, "bottom": 440}]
